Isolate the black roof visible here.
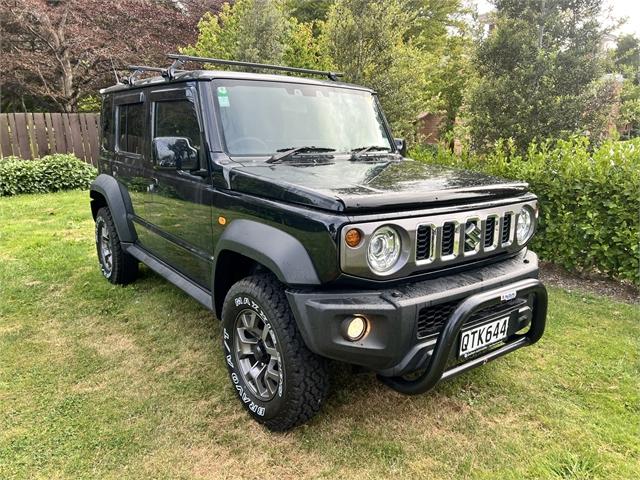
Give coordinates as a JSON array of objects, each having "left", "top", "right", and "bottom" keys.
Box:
[{"left": 100, "top": 69, "right": 374, "bottom": 95}]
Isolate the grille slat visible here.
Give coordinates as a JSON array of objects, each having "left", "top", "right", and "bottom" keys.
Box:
[
  {"left": 484, "top": 217, "right": 496, "bottom": 248},
  {"left": 416, "top": 225, "right": 432, "bottom": 261},
  {"left": 441, "top": 222, "right": 455, "bottom": 256},
  {"left": 501, "top": 213, "right": 512, "bottom": 244}
]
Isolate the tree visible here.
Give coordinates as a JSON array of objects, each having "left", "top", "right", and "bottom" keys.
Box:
[
  {"left": 183, "top": 0, "right": 470, "bottom": 137},
  {"left": 615, "top": 34, "right": 640, "bottom": 73},
  {"left": 468, "top": 0, "right": 612, "bottom": 150},
  {"left": 182, "top": 0, "right": 328, "bottom": 69},
  {"left": 285, "top": 0, "right": 332, "bottom": 24},
  {"left": 321, "top": 0, "right": 431, "bottom": 136},
  {"left": 614, "top": 35, "right": 640, "bottom": 138},
  {"left": 0, "top": 0, "right": 222, "bottom": 112}
]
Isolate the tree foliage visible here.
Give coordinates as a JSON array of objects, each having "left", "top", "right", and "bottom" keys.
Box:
[
  {"left": 183, "top": 0, "right": 469, "bottom": 137},
  {"left": 321, "top": 0, "right": 429, "bottom": 136},
  {"left": 181, "top": 0, "right": 329, "bottom": 69},
  {"left": 614, "top": 35, "right": 640, "bottom": 138},
  {"left": 0, "top": 0, "right": 222, "bottom": 112},
  {"left": 468, "top": 0, "right": 612, "bottom": 151}
]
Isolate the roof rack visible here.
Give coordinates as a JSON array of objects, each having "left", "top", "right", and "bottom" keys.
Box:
[
  {"left": 166, "top": 54, "right": 344, "bottom": 81},
  {"left": 124, "top": 65, "right": 171, "bottom": 84}
]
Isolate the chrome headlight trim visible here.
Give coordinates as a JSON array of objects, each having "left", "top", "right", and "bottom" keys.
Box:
[{"left": 516, "top": 204, "right": 536, "bottom": 245}]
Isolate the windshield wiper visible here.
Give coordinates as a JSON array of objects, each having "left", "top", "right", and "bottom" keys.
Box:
[
  {"left": 350, "top": 145, "right": 392, "bottom": 160},
  {"left": 267, "top": 146, "right": 336, "bottom": 164}
]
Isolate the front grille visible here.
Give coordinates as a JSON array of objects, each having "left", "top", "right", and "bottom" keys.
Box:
[
  {"left": 416, "top": 225, "right": 432, "bottom": 261},
  {"left": 416, "top": 301, "right": 458, "bottom": 339},
  {"left": 466, "top": 298, "right": 527, "bottom": 327},
  {"left": 501, "top": 213, "right": 512, "bottom": 244},
  {"left": 416, "top": 297, "right": 527, "bottom": 339},
  {"left": 441, "top": 222, "right": 456, "bottom": 256},
  {"left": 413, "top": 207, "right": 521, "bottom": 267}
]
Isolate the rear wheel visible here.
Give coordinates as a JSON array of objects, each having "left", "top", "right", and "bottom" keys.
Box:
[
  {"left": 95, "top": 207, "right": 138, "bottom": 285},
  {"left": 221, "top": 274, "right": 329, "bottom": 431}
]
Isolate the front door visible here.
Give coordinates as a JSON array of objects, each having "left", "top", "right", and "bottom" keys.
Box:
[{"left": 139, "top": 85, "right": 214, "bottom": 288}]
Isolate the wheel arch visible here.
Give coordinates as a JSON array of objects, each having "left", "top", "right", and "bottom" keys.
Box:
[
  {"left": 89, "top": 174, "right": 137, "bottom": 243},
  {"left": 212, "top": 219, "right": 321, "bottom": 318}
]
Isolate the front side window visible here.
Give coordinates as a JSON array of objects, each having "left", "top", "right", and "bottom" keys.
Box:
[
  {"left": 153, "top": 100, "right": 201, "bottom": 170},
  {"left": 154, "top": 100, "right": 201, "bottom": 148},
  {"left": 214, "top": 80, "right": 392, "bottom": 156},
  {"left": 117, "top": 102, "right": 144, "bottom": 154}
]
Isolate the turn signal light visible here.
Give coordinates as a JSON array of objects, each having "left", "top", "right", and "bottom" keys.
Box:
[{"left": 345, "top": 228, "right": 363, "bottom": 248}]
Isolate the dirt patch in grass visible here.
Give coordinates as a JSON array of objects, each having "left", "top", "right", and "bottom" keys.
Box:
[{"left": 540, "top": 261, "right": 639, "bottom": 304}]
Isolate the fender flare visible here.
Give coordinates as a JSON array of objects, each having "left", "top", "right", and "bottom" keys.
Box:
[
  {"left": 214, "top": 219, "right": 321, "bottom": 287},
  {"left": 89, "top": 174, "right": 137, "bottom": 243}
]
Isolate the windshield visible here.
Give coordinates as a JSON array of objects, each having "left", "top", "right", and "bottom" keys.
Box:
[{"left": 214, "top": 79, "right": 393, "bottom": 156}]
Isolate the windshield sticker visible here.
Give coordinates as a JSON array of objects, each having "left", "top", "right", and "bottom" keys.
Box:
[{"left": 217, "top": 86, "right": 230, "bottom": 107}]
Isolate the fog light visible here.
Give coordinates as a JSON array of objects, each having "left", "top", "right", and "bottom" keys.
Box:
[{"left": 342, "top": 315, "right": 368, "bottom": 341}]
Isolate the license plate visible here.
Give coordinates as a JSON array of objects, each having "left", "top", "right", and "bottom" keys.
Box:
[{"left": 459, "top": 317, "right": 509, "bottom": 358}]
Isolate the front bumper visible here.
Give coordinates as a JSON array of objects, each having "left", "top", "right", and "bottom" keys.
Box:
[{"left": 286, "top": 250, "right": 547, "bottom": 392}]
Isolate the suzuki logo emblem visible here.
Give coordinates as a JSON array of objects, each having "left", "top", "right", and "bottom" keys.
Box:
[{"left": 465, "top": 221, "right": 481, "bottom": 250}]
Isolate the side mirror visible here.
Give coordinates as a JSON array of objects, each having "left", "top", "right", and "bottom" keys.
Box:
[
  {"left": 394, "top": 138, "right": 407, "bottom": 157},
  {"left": 153, "top": 136, "right": 199, "bottom": 171}
]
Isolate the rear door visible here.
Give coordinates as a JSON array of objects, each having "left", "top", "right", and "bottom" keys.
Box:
[
  {"left": 140, "top": 85, "right": 214, "bottom": 288},
  {"left": 112, "top": 91, "right": 149, "bottom": 220}
]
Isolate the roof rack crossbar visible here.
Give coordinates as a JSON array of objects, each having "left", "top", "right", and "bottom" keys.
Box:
[
  {"left": 166, "top": 54, "right": 344, "bottom": 81},
  {"left": 125, "top": 65, "right": 170, "bottom": 84}
]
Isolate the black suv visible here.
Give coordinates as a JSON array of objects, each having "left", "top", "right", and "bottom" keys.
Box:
[{"left": 90, "top": 55, "right": 547, "bottom": 431}]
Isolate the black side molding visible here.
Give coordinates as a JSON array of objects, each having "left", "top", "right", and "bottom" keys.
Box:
[{"left": 127, "top": 244, "right": 213, "bottom": 310}]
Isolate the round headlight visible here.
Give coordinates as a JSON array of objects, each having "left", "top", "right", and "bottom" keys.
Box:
[
  {"left": 516, "top": 206, "right": 535, "bottom": 244},
  {"left": 367, "top": 226, "right": 401, "bottom": 274}
]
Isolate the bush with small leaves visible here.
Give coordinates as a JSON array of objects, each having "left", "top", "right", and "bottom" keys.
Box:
[{"left": 0, "top": 154, "right": 97, "bottom": 196}]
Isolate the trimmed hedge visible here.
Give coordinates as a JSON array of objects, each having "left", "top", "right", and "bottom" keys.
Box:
[
  {"left": 411, "top": 137, "right": 640, "bottom": 285},
  {"left": 0, "top": 154, "right": 97, "bottom": 196}
]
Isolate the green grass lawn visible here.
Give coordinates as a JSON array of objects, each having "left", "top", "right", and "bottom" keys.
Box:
[{"left": 1, "top": 190, "right": 638, "bottom": 480}]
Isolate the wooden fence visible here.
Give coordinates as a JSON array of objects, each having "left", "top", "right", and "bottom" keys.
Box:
[{"left": 0, "top": 113, "right": 101, "bottom": 165}]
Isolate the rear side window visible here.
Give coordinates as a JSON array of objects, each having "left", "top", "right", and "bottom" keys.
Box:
[
  {"left": 154, "top": 100, "right": 201, "bottom": 149},
  {"left": 101, "top": 97, "right": 114, "bottom": 150},
  {"left": 117, "top": 102, "right": 144, "bottom": 154}
]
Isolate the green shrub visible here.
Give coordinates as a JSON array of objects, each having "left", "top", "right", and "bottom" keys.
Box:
[
  {"left": 411, "top": 137, "right": 640, "bottom": 284},
  {"left": 0, "top": 154, "right": 97, "bottom": 196}
]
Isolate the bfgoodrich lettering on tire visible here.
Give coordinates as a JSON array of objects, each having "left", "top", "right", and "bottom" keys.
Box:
[{"left": 221, "top": 274, "right": 329, "bottom": 431}]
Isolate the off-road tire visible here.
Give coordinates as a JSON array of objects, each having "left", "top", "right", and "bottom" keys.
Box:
[
  {"left": 221, "top": 274, "right": 329, "bottom": 431},
  {"left": 95, "top": 207, "right": 138, "bottom": 285}
]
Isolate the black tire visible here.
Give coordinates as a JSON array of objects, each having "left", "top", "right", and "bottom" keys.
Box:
[
  {"left": 95, "top": 207, "right": 138, "bottom": 285},
  {"left": 221, "top": 274, "right": 329, "bottom": 431}
]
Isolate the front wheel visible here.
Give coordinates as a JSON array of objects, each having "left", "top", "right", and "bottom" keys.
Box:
[
  {"left": 95, "top": 207, "right": 138, "bottom": 285},
  {"left": 221, "top": 274, "right": 329, "bottom": 431}
]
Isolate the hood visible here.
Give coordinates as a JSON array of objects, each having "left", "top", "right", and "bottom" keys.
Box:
[{"left": 225, "top": 157, "right": 529, "bottom": 213}]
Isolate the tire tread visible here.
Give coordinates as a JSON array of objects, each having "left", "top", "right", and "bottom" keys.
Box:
[{"left": 223, "top": 274, "right": 329, "bottom": 431}]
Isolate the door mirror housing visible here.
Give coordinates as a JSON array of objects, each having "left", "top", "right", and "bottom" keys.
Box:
[
  {"left": 153, "top": 136, "right": 199, "bottom": 171},
  {"left": 394, "top": 138, "right": 407, "bottom": 157}
]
